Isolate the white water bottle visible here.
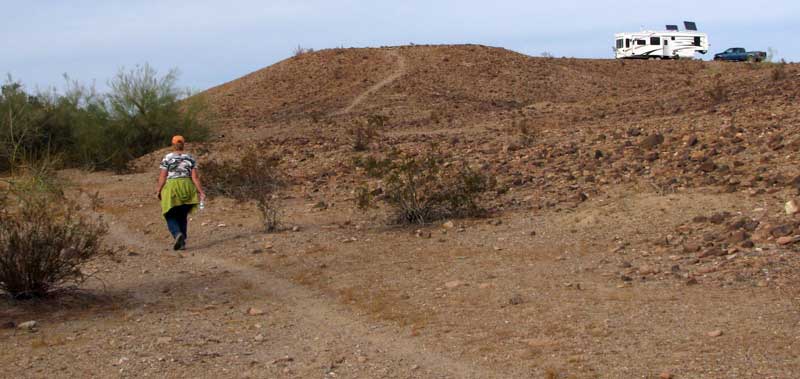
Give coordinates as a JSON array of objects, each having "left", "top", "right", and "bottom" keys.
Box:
[{"left": 199, "top": 200, "right": 205, "bottom": 211}]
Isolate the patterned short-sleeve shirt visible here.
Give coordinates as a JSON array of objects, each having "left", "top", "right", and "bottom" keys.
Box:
[{"left": 160, "top": 153, "right": 196, "bottom": 179}]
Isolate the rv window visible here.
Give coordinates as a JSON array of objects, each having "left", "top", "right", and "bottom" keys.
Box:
[
  {"left": 650, "top": 37, "right": 660, "bottom": 45},
  {"left": 693, "top": 36, "right": 701, "bottom": 46},
  {"left": 671, "top": 37, "right": 675, "bottom": 41},
  {"left": 626, "top": 39, "right": 630, "bottom": 48},
  {"left": 664, "top": 40, "right": 668, "bottom": 45},
  {"left": 637, "top": 40, "right": 646, "bottom": 46},
  {"left": 616, "top": 39, "right": 623, "bottom": 49}
]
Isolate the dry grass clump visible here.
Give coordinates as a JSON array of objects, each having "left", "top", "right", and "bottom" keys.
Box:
[
  {"left": 356, "top": 149, "right": 495, "bottom": 224},
  {"left": 0, "top": 172, "right": 112, "bottom": 299},
  {"left": 203, "top": 148, "right": 284, "bottom": 232}
]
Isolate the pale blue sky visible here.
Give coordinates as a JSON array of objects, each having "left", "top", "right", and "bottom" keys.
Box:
[{"left": 2, "top": 0, "right": 797, "bottom": 92}]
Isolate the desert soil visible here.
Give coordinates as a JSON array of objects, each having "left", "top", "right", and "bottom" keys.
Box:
[{"left": 3, "top": 45, "right": 800, "bottom": 378}]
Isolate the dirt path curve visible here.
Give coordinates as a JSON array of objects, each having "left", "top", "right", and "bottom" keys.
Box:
[
  {"left": 332, "top": 49, "right": 407, "bottom": 116},
  {"left": 100, "top": 206, "right": 505, "bottom": 378}
]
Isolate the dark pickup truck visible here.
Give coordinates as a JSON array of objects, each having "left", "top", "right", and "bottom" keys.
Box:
[{"left": 713, "top": 47, "right": 767, "bottom": 62}]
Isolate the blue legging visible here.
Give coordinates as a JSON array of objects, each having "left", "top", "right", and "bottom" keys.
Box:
[{"left": 165, "top": 204, "right": 193, "bottom": 239}]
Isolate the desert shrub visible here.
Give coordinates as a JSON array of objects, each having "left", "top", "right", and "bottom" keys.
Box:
[
  {"left": 203, "top": 149, "right": 283, "bottom": 232},
  {"left": 705, "top": 74, "right": 728, "bottom": 104},
  {"left": 0, "top": 175, "right": 112, "bottom": 299},
  {"left": 294, "top": 45, "right": 314, "bottom": 56},
  {"left": 104, "top": 64, "right": 211, "bottom": 171},
  {"left": 352, "top": 153, "right": 396, "bottom": 178},
  {"left": 509, "top": 117, "right": 536, "bottom": 147},
  {"left": 357, "top": 150, "right": 495, "bottom": 224},
  {"left": 348, "top": 115, "right": 385, "bottom": 151},
  {"left": 771, "top": 61, "right": 787, "bottom": 81}
]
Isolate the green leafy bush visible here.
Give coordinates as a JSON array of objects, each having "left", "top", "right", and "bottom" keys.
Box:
[{"left": 0, "top": 65, "right": 212, "bottom": 173}]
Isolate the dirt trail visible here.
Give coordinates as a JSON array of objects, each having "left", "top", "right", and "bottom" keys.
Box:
[
  {"left": 332, "top": 49, "right": 407, "bottom": 116},
  {"left": 97, "top": 188, "right": 507, "bottom": 378}
]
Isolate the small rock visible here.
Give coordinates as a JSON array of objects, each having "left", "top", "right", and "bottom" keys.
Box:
[
  {"left": 442, "top": 221, "right": 455, "bottom": 229},
  {"left": 707, "top": 330, "right": 723, "bottom": 337},
  {"left": 770, "top": 224, "right": 794, "bottom": 238},
  {"left": 291, "top": 226, "right": 300, "bottom": 232},
  {"left": 777, "top": 236, "right": 800, "bottom": 245},
  {"left": 17, "top": 321, "right": 37, "bottom": 331},
  {"left": 508, "top": 294, "right": 524, "bottom": 305},
  {"left": 638, "top": 265, "right": 659, "bottom": 275},
  {"left": 786, "top": 200, "right": 799, "bottom": 215},
  {"left": 254, "top": 334, "right": 265, "bottom": 342},
  {"left": 357, "top": 356, "right": 368, "bottom": 363},
  {"left": 445, "top": 280, "right": 466, "bottom": 289},
  {"left": 686, "top": 277, "right": 699, "bottom": 285},
  {"left": 699, "top": 247, "right": 724, "bottom": 258},
  {"left": 247, "top": 307, "right": 266, "bottom": 316},
  {"left": 659, "top": 371, "right": 674, "bottom": 379},
  {"left": 683, "top": 243, "right": 702, "bottom": 253},
  {"left": 640, "top": 133, "right": 664, "bottom": 149}
]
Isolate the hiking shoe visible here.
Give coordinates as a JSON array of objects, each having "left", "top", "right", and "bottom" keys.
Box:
[{"left": 173, "top": 233, "right": 185, "bottom": 251}]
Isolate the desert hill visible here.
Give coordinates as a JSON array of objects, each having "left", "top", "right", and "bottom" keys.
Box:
[{"left": 21, "top": 45, "right": 800, "bottom": 378}]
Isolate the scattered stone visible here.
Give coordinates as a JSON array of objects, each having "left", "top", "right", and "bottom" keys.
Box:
[
  {"left": 707, "top": 330, "right": 723, "bottom": 337},
  {"left": 442, "top": 221, "right": 455, "bottom": 229},
  {"left": 17, "top": 321, "right": 37, "bottom": 331},
  {"left": 683, "top": 243, "right": 702, "bottom": 253},
  {"left": 699, "top": 247, "right": 724, "bottom": 258},
  {"left": 357, "top": 356, "right": 368, "bottom": 363},
  {"left": 254, "top": 334, "right": 265, "bottom": 342},
  {"left": 659, "top": 371, "right": 674, "bottom": 379},
  {"left": 620, "top": 275, "right": 633, "bottom": 282},
  {"left": 776, "top": 236, "right": 800, "bottom": 245},
  {"left": 686, "top": 277, "right": 699, "bottom": 285},
  {"left": 770, "top": 224, "right": 794, "bottom": 238},
  {"left": 291, "top": 226, "right": 301, "bottom": 232},
  {"left": 786, "top": 200, "right": 799, "bottom": 215},
  {"left": 247, "top": 307, "right": 266, "bottom": 316},
  {"left": 638, "top": 265, "right": 659, "bottom": 275},
  {"left": 640, "top": 133, "right": 664, "bottom": 149},
  {"left": 445, "top": 280, "right": 466, "bottom": 289},
  {"left": 508, "top": 294, "right": 524, "bottom": 305}
]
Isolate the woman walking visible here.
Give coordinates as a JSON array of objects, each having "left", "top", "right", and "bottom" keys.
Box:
[{"left": 156, "top": 135, "right": 206, "bottom": 250}]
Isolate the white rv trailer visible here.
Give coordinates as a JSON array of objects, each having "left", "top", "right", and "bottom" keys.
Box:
[{"left": 614, "top": 21, "right": 709, "bottom": 59}]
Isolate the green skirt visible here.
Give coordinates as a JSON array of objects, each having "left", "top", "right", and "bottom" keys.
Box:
[{"left": 161, "top": 178, "right": 200, "bottom": 216}]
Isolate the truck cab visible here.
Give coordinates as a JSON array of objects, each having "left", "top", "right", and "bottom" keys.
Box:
[{"left": 714, "top": 47, "right": 765, "bottom": 62}]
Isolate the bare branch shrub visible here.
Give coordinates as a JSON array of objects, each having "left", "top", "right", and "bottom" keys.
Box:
[
  {"left": 294, "top": 45, "right": 315, "bottom": 56},
  {"left": 348, "top": 115, "right": 386, "bottom": 151},
  {"left": 356, "top": 150, "right": 495, "bottom": 224},
  {"left": 203, "top": 148, "right": 284, "bottom": 232},
  {"left": 0, "top": 173, "right": 112, "bottom": 299}
]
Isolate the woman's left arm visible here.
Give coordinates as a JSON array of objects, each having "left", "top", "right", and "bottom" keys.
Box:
[{"left": 191, "top": 168, "right": 206, "bottom": 201}]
